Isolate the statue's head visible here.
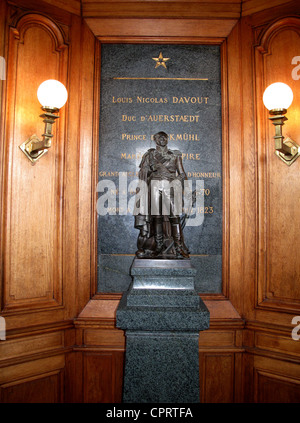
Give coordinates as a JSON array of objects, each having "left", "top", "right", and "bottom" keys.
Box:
[{"left": 153, "top": 131, "right": 168, "bottom": 147}]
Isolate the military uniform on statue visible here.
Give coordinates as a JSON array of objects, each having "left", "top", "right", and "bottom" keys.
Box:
[
  {"left": 116, "top": 131, "right": 210, "bottom": 403},
  {"left": 135, "top": 131, "right": 189, "bottom": 259}
]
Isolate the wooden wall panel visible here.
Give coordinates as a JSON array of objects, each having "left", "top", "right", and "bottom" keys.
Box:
[
  {"left": 199, "top": 353, "right": 235, "bottom": 403},
  {"left": 0, "top": 1, "right": 7, "bottom": 297},
  {"left": 83, "top": 352, "right": 124, "bottom": 403},
  {"left": 0, "top": 370, "right": 64, "bottom": 403},
  {"left": 0, "top": 0, "right": 300, "bottom": 405},
  {"left": 0, "top": 3, "right": 96, "bottom": 404},
  {"left": 75, "top": 299, "right": 244, "bottom": 403},
  {"left": 241, "top": 10, "right": 300, "bottom": 403},
  {"left": 244, "top": 354, "right": 300, "bottom": 403},
  {"left": 0, "top": 331, "right": 64, "bottom": 361},
  {"left": 0, "top": 0, "right": 6, "bottom": 110},
  {"left": 77, "top": 21, "right": 97, "bottom": 305},
  {"left": 2, "top": 12, "right": 68, "bottom": 312},
  {"left": 0, "top": 354, "right": 65, "bottom": 403},
  {"left": 0, "top": 6, "right": 96, "bottom": 326},
  {"left": 255, "top": 370, "right": 300, "bottom": 403},
  {"left": 254, "top": 17, "right": 300, "bottom": 314}
]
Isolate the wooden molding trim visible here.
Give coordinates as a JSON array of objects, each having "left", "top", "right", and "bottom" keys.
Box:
[
  {"left": 8, "top": 0, "right": 81, "bottom": 17},
  {"left": 3, "top": 319, "right": 74, "bottom": 338},
  {"left": 74, "top": 298, "right": 244, "bottom": 328},
  {"left": 82, "top": 1, "right": 241, "bottom": 20},
  {"left": 242, "top": 0, "right": 295, "bottom": 17},
  {"left": 9, "top": 11, "right": 68, "bottom": 47},
  {"left": 256, "top": 16, "right": 300, "bottom": 53},
  {"left": 85, "top": 18, "right": 238, "bottom": 39}
]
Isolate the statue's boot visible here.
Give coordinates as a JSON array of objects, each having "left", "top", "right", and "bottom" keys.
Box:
[
  {"left": 170, "top": 218, "right": 189, "bottom": 259},
  {"left": 153, "top": 217, "right": 164, "bottom": 256},
  {"left": 135, "top": 233, "right": 146, "bottom": 257}
]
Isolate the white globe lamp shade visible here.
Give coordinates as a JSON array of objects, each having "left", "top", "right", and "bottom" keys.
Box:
[
  {"left": 37, "top": 79, "right": 68, "bottom": 110},
  {"left": 263, "top": 82, "right": 293, "bottom": 111}
]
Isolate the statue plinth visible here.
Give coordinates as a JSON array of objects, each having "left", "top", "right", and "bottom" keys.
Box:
[{"left": 116, "top": 258, "right": 210, "bottom": 403}]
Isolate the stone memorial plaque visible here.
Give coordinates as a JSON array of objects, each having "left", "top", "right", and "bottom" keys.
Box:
[{"left": 97, "top": 44, "right": 222, "bottom": 293}]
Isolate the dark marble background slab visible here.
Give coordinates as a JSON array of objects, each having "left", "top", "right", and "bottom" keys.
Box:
[{"left": 97, "top": 44, "right": 222, "bottom": 293}]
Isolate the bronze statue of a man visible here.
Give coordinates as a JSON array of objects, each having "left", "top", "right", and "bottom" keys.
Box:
[{"left": 134, "top": 131, "right": 189, "bottom": 259}]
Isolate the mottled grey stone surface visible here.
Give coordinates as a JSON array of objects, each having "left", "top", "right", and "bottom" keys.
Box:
[
  {"left": 117, "top": 293, "right": 209, "bottom": 331},
  {"left": 126, "top": 288, "right": 200, "bottom": 308},
  {"left": 117, "top": 259, "right": 209, "bottom": 331},
  {"left": 97, "top": 254, "right": 133, "bottom": 292},
  {"left": 98, "top": 253, "right": 222, "bottom": 293},
  {"left": 123, "top": 331, "right": 200, "bottom": 403},
  {"left": 116, "top": 258, "right": 210, "bottom": 403},
  {"left": 97, "top": 43, "right": 223, "bottom": 294},
  {"left": 131, "top": 259, "right": 196, "bottom": 289},
  {"left": 191, "top": 254, "right": 222, "bottom": 293},
  {"left": 132, "top": 258, "right": 197, "bottom": 274}
]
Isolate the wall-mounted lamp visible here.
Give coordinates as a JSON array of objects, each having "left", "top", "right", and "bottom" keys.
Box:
[
  {"left": 19, "top": 79, "right": 68, "bottom": 164},
  {"left": 263, "top": 82, "right": 300, "bottom": 166}
]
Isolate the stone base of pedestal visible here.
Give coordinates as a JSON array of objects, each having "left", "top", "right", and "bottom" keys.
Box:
[
  {"left": 123, "top": 331, "right": 200, "bottom": 403},
  {"left": 116, "top": 258, "right": 210, "bottom": 403}
]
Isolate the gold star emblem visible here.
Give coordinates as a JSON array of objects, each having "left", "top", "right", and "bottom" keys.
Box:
[{"left": 152, "top": 52, "right": 170, "bottom": 69}]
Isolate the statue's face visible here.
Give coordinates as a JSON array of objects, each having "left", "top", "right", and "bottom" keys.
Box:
[{"left": 155, "top": 133, "right": 168, "bottom": 147}]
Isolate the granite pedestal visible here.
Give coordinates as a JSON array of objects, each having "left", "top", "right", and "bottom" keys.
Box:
[{"left": 116, "top": 258, "right": 210, "bottom": 403}]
